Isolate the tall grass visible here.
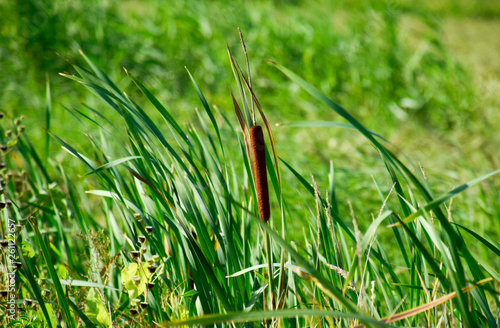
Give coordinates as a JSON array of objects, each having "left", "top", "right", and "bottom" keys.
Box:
[{"left": 0, "top": 43, "right": 499, "bottom": 327}]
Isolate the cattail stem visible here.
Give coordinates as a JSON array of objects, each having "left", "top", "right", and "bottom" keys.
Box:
[
  {"left": 265, "top": 231, "right": 276, "bottom": 311},
  {"left": 249, "top": 125, "right": 270, "bottom": 222}
]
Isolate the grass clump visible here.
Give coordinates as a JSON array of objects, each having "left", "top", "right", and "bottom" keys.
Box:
[{"left": 0, "top": 31, "right": 498, "bottom": 327}]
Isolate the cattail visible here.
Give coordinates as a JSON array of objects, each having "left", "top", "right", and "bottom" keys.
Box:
[{"left": 249, "top": 125, "right": 270, "bottom": 222}]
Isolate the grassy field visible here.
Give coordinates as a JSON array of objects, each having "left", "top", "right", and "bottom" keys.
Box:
[{"left": 1, "top": 0, "right": 500, "bottom": 326}]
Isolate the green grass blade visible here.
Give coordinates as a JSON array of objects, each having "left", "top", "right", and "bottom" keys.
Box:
[
  {"left": 278, "top": 121, "right": 389, "bottom": 142},
  {"left": 157, "top": 309, "right": 390, "bottom": 327},
  {"left": 17, "top": 244, "right": 53, "bottom": 328},
  {"left": 390, "top": 169, "right": 500, "bottom": 227},
  {"left": 32, "top": 222, "right": 76, "bottom": 327},
  {"left": 84, "top": 156, "right": 142, "bottom": 176}
]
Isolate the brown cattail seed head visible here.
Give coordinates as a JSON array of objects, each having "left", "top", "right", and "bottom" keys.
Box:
[{"left": 249, "top": 125, "right": 270, "bottom": 222}]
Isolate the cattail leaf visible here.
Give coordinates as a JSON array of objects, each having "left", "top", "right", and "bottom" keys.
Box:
[
  {"left": 278, "top": 121, "right": 389, "bottom": 142},
  {"left": 227, "top": 45, "right": 253, "bottom": 127},
  {"left": 84, "top": 156, "right": 142, "bottom": 176},
  {"left": 388, "top": 169, "right": 500, "bottom": 227},
  {"left": 185, "top": 67, "right": 224, "bottom": 156},
  {"left": 454, "top": 223, "right": 500, "bottom": 257},
  {"left": 157, "top": 309, "right": 390, "bottom": 327},
  {"left": 44, "top": 74, "right": 51, "bottom": 166},
  {"left": 32, "top": 222, "right": 76, "bottom": 327},
  {"left": 17, "top": 246, "right": 54, "bottom": 328},
  {"left": 125, "top": 69, "right": 188, "bottom": 143}
]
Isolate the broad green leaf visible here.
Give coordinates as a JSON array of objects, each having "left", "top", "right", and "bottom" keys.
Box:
[
  {"left": 121, "top": 262, "right": 152, "bottom": 299},
  {"left": 85, "top": 288, "right": 111, "bottom": 327},
  {"left": 21, "top": 241, "right": 35, "bottom": 258}
]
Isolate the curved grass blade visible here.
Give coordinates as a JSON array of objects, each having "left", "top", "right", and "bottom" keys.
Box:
[
  {"left": 32, "top": 222, "right": 76, "bottom": 327},
  {"left": 125, "top": 69, "right": 188, "bottom": 143},
  {"left": 158, "top": 309, "right": 390, "bottom": 327},
  {"left": 185, "top": 67, "right": 224, "bottom": 155},
  {"left": 278, "top": 121, "right": 389, "bottom": 142},
  {"left": 44, "top": 74, "right": 51, "bottom": 166},
  {"left": 17, "top": 245, "right": 53, "bottom": 328},
  {"left": 84, "top": 156, "right": 142, "bottom": 176},
  {"left": 267, "top": 60, "right": 393, "bottom": 166},
  {"left": 454, "top": 223, "right": 500, "bottom": 257},
  {"left": 388, "top": 169, "right": 500, "bottom": 227}
]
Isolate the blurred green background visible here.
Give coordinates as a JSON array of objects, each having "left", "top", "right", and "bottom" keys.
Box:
[{"left": 1, "top": 0, "right": 499, "bottom": 228}]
